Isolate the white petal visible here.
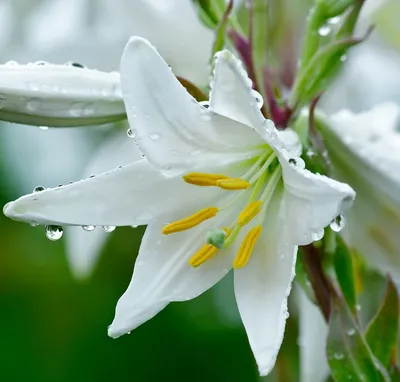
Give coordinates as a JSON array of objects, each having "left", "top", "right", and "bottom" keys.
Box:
[
  {"left": 120, "top": 37, "right": 262, "bottom": 173},
  {"left": 0, "top": 63, "right": 125, "bottom": 126},
  {"left": 108, "top": 210, "right": 237, "bottom": 337},
  {"left": 3, "top": 159, "right": 219, "bottom": 226},
  {"left": 209, "top": 50, "right": 265, "bottom": 129},
  {"left": 297, "top": 287, "right": 329, "bottom": 382},
  {"left": 65, "top": 130, "right": 142, "bottom": 279},
  {"left": 278, "top": 155, "right": 355, "bottom": 246},
  {"left": 234, "top": 194, "right": 297, "bottom": 376},
  {"left": 322, "top": 103, "right": 400, "bottom": 281}
]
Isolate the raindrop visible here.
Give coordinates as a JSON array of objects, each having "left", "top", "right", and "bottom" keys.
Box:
[
  {"left": 311, "top": 229, "right": 324, "bottom": 241},
  {"left": 33, "top": 185, "right": 45, "bottom": 193},
  {"left": 5, "top": 60, "right": 18, "bottom": 66},
  {"left": 252, "top": 90, "right": 264, "bottom": 108},
  {"left": 289, "top": 158, "right": 297, "bottom": 165},
  {"left": 34, "top": 60, "right": 48, "bottom": 66},
  {"left": 27, "top": 98, "right": 41, "bottom": 112},
  {"left": 330, "top": 214, "right": 346, "bottom": 232},
  {"left": 45, "top": 225, "right": 63, "bottom": 241},
  {"left": 328, "top": 16, "right": 341, "bottom": 25},
  {"left": 200, "top": 101, "right": 209, "bottom": 109},
  {"left": 141, "top": 153, "right": 146, "bottom": 158},
  {"left": 38, "top": 125, "right": 49, "bottom": 131},
  {"left": 127, "top": 331, "right": 131, "bottom": 335},
  {"left": 132, "top": 225, "right": 138, "bottom": 229},
  {"left": 30, "top": 220, "right": 39, "bottom": 227},
  {"left": 89, "top": 175, "right": 95, "bottom": 179},
  {"left": 340, "top": 55, "right": 348, "bottom": 62},
  {"left": 318, "top": 25, "right": 331, "bottom": 37},
  {"left": 65, "top": 61, "right": 86, "bottom": 68},
  {"left": 355, "top": 304, "right": 361, "bottom": 312},
  {"left": 334, "top": 352, "right": 344, "bottom": 360},
  {"left": 82, "top": 225, "right": 95, "bottom": 232},
  {"left": 264, "top": 120, "right": 274, "bottom": 133},
  {"left": 149, "top": 132, "right": 160, "bottom": 140},
  {"left": 69, "top": 102, "right": 85, "bottom": 117},
  {"left": 347, "top": 328, "right": 355, "bottom": 336},
  {"left": 127, "top": 128, "right": 135, "bottom": 139},
  {"left": 103, "top": 225, "right": 116, "bottom": 233}
]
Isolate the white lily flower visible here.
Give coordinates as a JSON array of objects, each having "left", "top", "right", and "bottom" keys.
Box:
[
  {"left": 0, "top": 62, "right": 125, "bottom": 126},
  {"left": 3, "top": 37, "right": 355, "bottom": 375},
  {"left": 321, "top": 102, "right": 400, "bottom": 282}
]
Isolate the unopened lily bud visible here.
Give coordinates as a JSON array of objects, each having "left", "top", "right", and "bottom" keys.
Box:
[{"left": 0, "top": 61, "right": 126, "bottom": 127}]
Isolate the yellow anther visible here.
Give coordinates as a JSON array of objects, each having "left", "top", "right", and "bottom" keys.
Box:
[
  {"left": 233, "top": 226, "right": 262, "bottom": 269},
  {"left": 189, "top": 227, "right": 231, "bottom": 268},
  {"left": 183, "top": 172, "right": 229, "bottom": 187},
  {"left": 237, "top": 201, "right": 262, "bottom": 226},
  {"left": 189, "top": 244, "right": 218, "bottom": 267},
  {"left": 162, "top": 207, "right": 218, "bottom": 235},
  {"left": 216, "top": 178, "right": 250, "bottom": 190}
]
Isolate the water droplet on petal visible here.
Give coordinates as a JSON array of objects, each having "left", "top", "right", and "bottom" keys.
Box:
[
  {"left": 132, "top": 225, "right": 138, "bottom": 229},
  {"left": 69, "top": 102, "right": 85, "bottom": 117},
  {"left": 311, "top": 229, "right": 325, "bottom": 241},
  {"left": 340, "top": 54, "right": 348, "bottom": 62},
  {"left": 149, "top": 132, "right": 160, "bottom": 140},
  {"left": 127, "top": 128, "right": 135, "bottom": 139},
  {"left": 328, "top": 16, "right": 341, "bottom": 25},
  {"left": 200, "top": 101, "right": 209, "bottom": 109},
  {"left": 264, "top": 120, "right": 275, "bottom": 133},
  {"left": 347, "top": 328, "right": 355, "bottom": 336},
  {"left": 318, "top": 25, "right": 331, "bottom": 37},
  {"left": 65, "top": 61, "right": 86, "bottom": 68},
  {"left": 5, "top": 60, "right": 18, "bottom": 67},
  {"left": 45, "top": 225, "right": 63, "bottom": 241},
  {"left": 27, "top": 98, "right": 41, "bottom": 112},
  {"left": 38, "top": 125, "right": 49, "bottom": 131},
  {"left": 103, "top": 225, "right": 116, "bottom": 233},
  {"left": 34, "top": 60, "right": 48, "bottom": 66},
  {"left": 334, "top": 352, "right": 344, "bottom": 360},
  {"left": 30, "top": 220, "right": 39, "bottom": 227},
  {"left": 330, "top": 214, "right": 346, "bottom": 232},
  {"left": 33, "top": 185, "right": 45, "bottom": 193},
  {"left": 82, "top": 225, "right": 95, "bottom": 232},
  {"left": 252, "top": 90, "right": 264, "bottom": 108}
]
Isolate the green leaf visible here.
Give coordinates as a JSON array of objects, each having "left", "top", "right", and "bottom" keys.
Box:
[
  {"left": 192, "top": 0, "right": 224, "bottom": 28},
  {"left": 327, "top": 294, "right": 390, "bottom": 381},
  {"left": 333, "top": 236, "right": 357, "bottom": 316},
  {"left": 365, "top": 277, "right": 399, "bottom": 369},
  {"left": 210, "top": 0, "right": 234, "bottom": 58}
]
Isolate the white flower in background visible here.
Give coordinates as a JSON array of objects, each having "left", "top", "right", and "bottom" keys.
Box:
[
  {"left": 3, "top": 36, "right": 354, "bottom": 375},
  {"left": 0, "top": 0, "right": 213, "bottom": 277},
  {"left": 321, "top": 102, "right": 400, "bottom": 282}
]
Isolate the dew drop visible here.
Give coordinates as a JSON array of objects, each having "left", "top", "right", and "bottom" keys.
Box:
[
  {"left": 5, "top": 60, "right": 18, "bottom": 66},
  {"left": 200, "top": 101, "right": 209, "bottom": 109},
  {"left": 30, "top": 220, "right": 39, "bottom": 227},
  {"left": 330, "top": 214, "right": 346, "bottom": 232},
  {"left": 334, "top": 352, "right": 344, "bottom": 360},
  {"left": 33, "top": 185, "right": 45, "bottom": 193},
  {"left": 264, "top": 120, "right": 275, "bottom": 133},
  {"left": 347, "top": 328, "right": 355, "bottom": 336},
  {"left": 65, "top": 61, "right": 86, "bottom": 68},
  {"left": 127, "top": 128, "right": 135, "bottom": 139},
  {"left": 27, "top": 98, "right": 41, "bottom": 112},
  {"left": 82, "top": 225, "right": 95, "bottom": 232},
  {"left": 38, "top": 125, "right": 49, "bottom": 131},
  {"left": 340, "top": 54, "right": 348, "bottom": 62},
  {"left": 149, "top": 132, "right": 160, "bottom": 140},
  {"left": 34, "top": 60, "right": 48, "bottom": 66},
  {"left": 132, "top": 225, "right": 138, "bottom": 229},
  {"left": 69, "top": 102, "right": 85, "bottom": 117},
  {"left": 289, "top": 158, "right": 297, "bottom": 165},
  {"left": 103, "top": 225, "right": 116, "bottom": 233},
  {"left": 318, "top": 25, "right": 331, "bottom": 37},
  {"left": 45, "top": 225, "right": 63, "bottom": 241},
  {"left": 311, "top": 229, "right": 325, "bottom": 241},
  {"left": 328, "top": 16, "right": 341, "bottom": 25},
  {"left": 141, "top": 153, "right": 146, "bottom": 158},
  {"left": 355, "top": 304, "right": 361, "bottom": 312}
]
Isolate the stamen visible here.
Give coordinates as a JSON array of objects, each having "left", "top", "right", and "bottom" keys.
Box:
[
  {"left": 162, "top": 207, "right": 218, "bottom": 235},
  {"left": 233, "top": 226, "right": 262, "bottom": 269},
  {"left": 216, "top": 178, "right": 250, "bottom": 190},
  {"left": 189, "top": 227, "right": 231, "bottom": 267},
  {"left": 238, "top": 201, "right": 262, "bottom": 226},
  {"left": 183, "top": 172, "right": 229, "bottom": 187},
  {"left": 189, "top": 244, "right": 218, "bottom": 267}
]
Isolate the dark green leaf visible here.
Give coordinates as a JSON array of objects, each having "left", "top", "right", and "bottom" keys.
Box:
[
  {"left": 327, "top": 294, "right": 390, "bottom": 381},
  {"left": 333, "top": 236, "right": 357, "bottom": 316},
  {"left": 365, "top": 277, "right": 399, "bottom": 369}
]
